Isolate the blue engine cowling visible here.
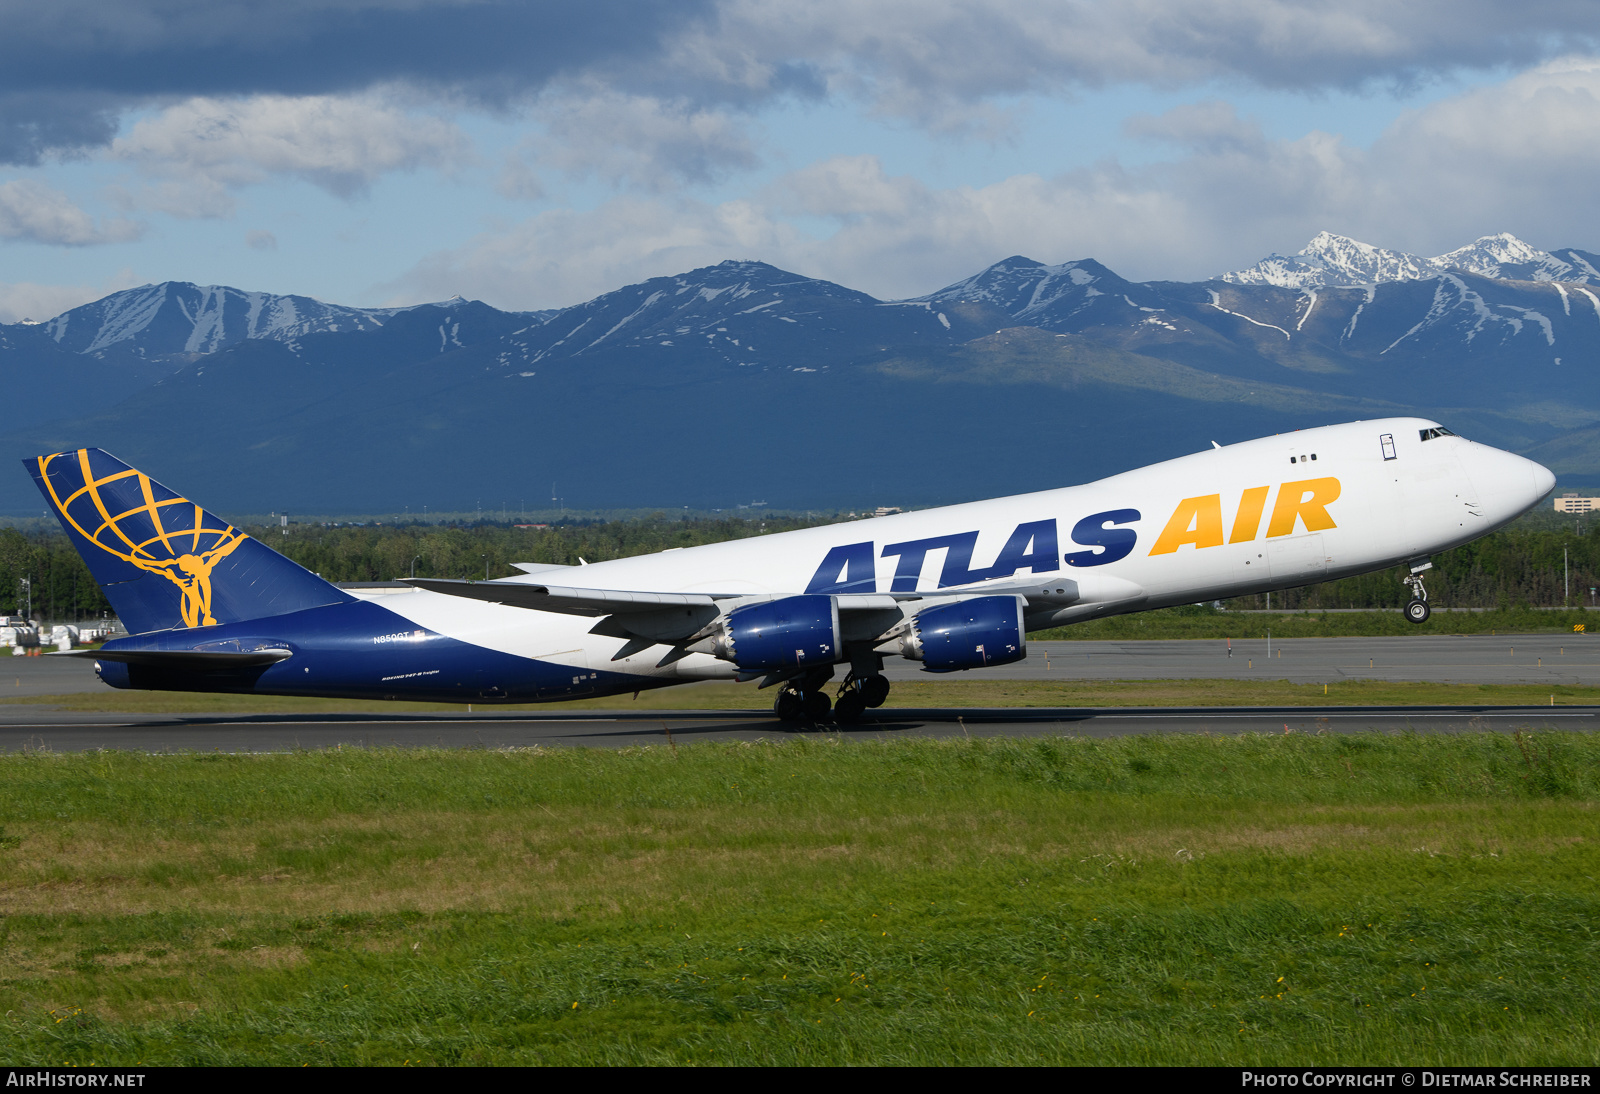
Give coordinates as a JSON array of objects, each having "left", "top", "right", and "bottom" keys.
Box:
[
  {"left": 905, "top": 595, "right": 1025, "bottom": 673},
  {"left": 721, "top": 594, "right": 841, "bottom": 672}
]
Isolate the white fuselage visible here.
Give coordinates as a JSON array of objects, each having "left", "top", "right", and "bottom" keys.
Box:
[{"left": 346, "top": 417, "right": 1554, "bottom": 692}]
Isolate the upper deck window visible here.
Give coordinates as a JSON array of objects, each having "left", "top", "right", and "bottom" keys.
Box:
[{"left": 1419, "top": 426, "right": 1457, "bottom": 442}]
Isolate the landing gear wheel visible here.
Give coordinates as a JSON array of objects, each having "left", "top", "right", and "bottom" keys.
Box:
[
  {"left": 802, "top": 690, "right": 832, "bottom": 722},
  {"left": 774, "top": 690, "right": 802, "bottom": 721},
  {"left": 834, "top": 690, "right": 868, "bottom": 725},
  {"left": 1402, "top": 563, "right": 1432, "bottom": 625},
  {"left": 860, "top": 674, "right": 890, "bottom": 708}
]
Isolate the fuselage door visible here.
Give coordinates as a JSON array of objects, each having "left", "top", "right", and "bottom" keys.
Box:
[{"left": 1380, "top": 433, "right": 1397, "bottom": 461}]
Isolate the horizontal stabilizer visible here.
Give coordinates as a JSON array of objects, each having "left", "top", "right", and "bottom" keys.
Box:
[{"left": 52, "top": 648, "right": 294, "bottom": 669}]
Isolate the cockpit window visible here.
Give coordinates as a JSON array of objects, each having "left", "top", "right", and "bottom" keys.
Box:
[{"left": 1419, "top": 426, "right": 1458, "bottom": 442}]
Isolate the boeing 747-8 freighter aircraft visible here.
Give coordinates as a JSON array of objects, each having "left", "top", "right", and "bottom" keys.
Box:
[{"left": 28, "top": 418, "right": 1553, "bottom": 723}]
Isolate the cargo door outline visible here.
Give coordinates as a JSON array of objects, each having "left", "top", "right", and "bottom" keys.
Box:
[{"left": 535, "top": 647, "right": 596, "bottom": 699}]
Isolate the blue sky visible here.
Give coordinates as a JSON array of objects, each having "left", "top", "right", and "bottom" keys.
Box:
[{"left": 0, "top": 2, "right": 1596, "bottom": 320}]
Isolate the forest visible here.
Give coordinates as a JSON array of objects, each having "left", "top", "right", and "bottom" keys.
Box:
[{"left": 1, "top": 510, "right": 1595, "bottom": 625}]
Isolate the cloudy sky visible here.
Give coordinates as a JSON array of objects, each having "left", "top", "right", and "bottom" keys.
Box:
[{"left": 1, "top": 0, "right": 1598, "bottom": 322}]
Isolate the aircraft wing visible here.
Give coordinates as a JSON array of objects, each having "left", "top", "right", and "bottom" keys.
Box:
[
  {"left": 407, "top": 577, "right": 994, "bottom": 660},
  {"left": 404, "top": 578, "right": 975, "bottom": 617},
  {"left": 408, "top": 576, "right": 1083, "bottom": 628},
  {"left": 407, "top": 578, "right": 731, "bottom": 616}
]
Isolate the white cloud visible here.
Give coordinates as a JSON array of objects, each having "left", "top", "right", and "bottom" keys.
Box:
[
  {"left": 515, "top": 90, "right": 759, "bottom": 193},
  {"left": 245, "top": 229, "right": 277, "bottom": 251},
  {"left": 654, "top": 0, "right": 1600, "bottom": 131},
  {"left": 0, "top": 179, "right": 142, "bottom": 245},
  {"left": 111, "top": 93, "right": 470, "bottom": 215},
  {"left": 381, "top": 194, "right": 808, "bottom": 309},
  {"left": 390, "top": 56, "right": 1600, "bottom": 307},
  {"left": 495, "top": 152, "right": 546, "bottom": 202},
  {"left": 1123, "top": 99, "right": 1267, "bottom": 153},
  {"left": 0, "top": 268, "right": 140, "bottom": 324},
  {"left": 394, "top": 195, "right": 804, "bottom": 307},
  {"left": 1358, "top": 57, "right": 1600, "bottom": 252}
]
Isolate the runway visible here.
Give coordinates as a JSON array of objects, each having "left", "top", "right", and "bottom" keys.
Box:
[
  {"left": 0, "top": 704, "right": 1593, "bottom": 753},
  {"left": 944, "top": 632, "right": 1600, "bottom": 686},
  {"left": 4, "top": 632, "right": 1598, "bottom": 752},
  {"left": 8, "top": 633, "right": 1598, "bottom": 699}
]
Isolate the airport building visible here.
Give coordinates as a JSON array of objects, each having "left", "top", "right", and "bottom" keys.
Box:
[{"left": 1555, "top": 492, "right": 1600, "bottom": 513}]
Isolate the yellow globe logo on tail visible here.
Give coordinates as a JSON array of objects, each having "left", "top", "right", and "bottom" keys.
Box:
[{"left": 35, "top": 449, "right": 248, "bottom": 629}]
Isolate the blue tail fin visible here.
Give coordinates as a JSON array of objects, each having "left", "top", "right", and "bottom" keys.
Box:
[{"left": 26, "top": 448, "right": 351, "bottom": 635}]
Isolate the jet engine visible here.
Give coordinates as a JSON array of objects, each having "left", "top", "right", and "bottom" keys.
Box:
[
  {"left": 899, "top": 595, "right": 1025, "bottom": 672},
  {"left": 715, "top": 594, "right": 841, "bottom": 672}
]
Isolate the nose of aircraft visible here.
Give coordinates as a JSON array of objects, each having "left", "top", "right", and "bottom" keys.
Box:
[
  {"left": 1531, "top": 459, "right": 1557, "bottom": 503},
  {"left": 1459, "top": 442, "right": 1555, "bottom": 521}
]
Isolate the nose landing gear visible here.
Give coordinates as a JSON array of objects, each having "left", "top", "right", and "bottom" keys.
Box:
[{"left": 1403, "top": 559, "right": 1432, "bottom": 624}]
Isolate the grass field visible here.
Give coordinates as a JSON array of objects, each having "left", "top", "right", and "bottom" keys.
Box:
[
  {"left": 1, "top": 733, "right": 1597, "bottom": 1065},
  {"left": 8, "top": 677, "right": 1600, "bottom": 714}
]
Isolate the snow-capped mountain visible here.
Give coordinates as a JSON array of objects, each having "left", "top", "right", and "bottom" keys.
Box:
[
  {"left": 1221, "top": 232, "right": 1453, "bottom": 288},
  {"left": 913, "top": 256, "right": 1187, "bottom": 334},
  {"left": 12, "top": 282, "right": 552, "bottom": 366},
  {"left": 13, "top": 238, "right": 1600, "bottom": 515},
  {"left": 39, "top": 282, "right": 400, "bottom": 360},
  {"left": 489, "top": 259, "right": 958, "bottom": 375},
  {"left": 1220, "top": 232, "right": 1600, "bottom": 289},
  {"left": 1435, "top": 234, "right": 1600, "bottom": 283},
  {"left": 915, "top": 255, "right": 1106, "bottom": 315}
]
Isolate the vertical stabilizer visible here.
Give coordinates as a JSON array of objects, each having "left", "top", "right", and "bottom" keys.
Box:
[{"left": 26, "top": 448, "right": 351, "bottom": 635}]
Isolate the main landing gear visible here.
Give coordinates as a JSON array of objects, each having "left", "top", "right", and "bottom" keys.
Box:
[
  {"left": 832, "top": 671, "right": 891, "bottom": 725},
  {"left": 1403, "top": 560, "right": 1432, "bottom": 624},
  {"left": 774, "top": 667, "right": 836, "bottom": 725},
  {"left": 772, "top": 669, "right": 892, "bottom": 726}
]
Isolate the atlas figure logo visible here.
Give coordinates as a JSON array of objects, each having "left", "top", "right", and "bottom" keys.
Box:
[
  {"left": 806, "top": 478, "right": 1341, "bottom": 593},
  {"left": 33, "top": 450, "right": 248, "bottom": 629}
]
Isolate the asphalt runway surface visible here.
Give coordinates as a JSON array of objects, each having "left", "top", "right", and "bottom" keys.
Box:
[
  {"left": 8, "top": 633, "right": 1600, "bottom": 698},
  {"left": 4, "top": 633, "right": 1599, "bottom": 752},
  {"left": 949, "top": 632, "right": 1600, "bottom": 686}
]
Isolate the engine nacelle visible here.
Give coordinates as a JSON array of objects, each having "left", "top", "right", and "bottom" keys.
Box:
[
  {"left": 717, "top": 594, "right": 841, "bottom": 672},
  {"left": 900, "top": 595, "right": 1025, "bottom": 673}
]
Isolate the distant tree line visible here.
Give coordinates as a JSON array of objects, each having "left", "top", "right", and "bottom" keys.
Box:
[
  {"left": 4, "top": 515, "right": 1600, "bottom": 624},
  {"left": 0, "top": 515, "right": 835, "bottom": 622},
  {"left": 0, "top": 528, "right": 110, "bottom": 623}
]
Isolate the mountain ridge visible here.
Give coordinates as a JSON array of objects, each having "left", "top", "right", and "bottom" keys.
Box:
[
  {"left": 5, "top": 233, "right": 1600, "bottom": 513},
  {"left": 4, "top": 281, "right": 558, "bottom": 374},
  {"left": 1219, "top": 231, "right": 1600, "bottom": 289}
]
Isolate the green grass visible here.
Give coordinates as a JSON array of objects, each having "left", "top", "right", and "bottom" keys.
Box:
[
  {"left": 9, "top": 678, "right": 1600, "bottom": 714},
  {"left": 0, "top": 734, "right": 1597, "bottom": 1065}
]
